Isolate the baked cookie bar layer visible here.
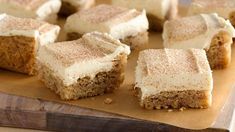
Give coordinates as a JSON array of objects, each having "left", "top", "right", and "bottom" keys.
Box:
[
  {"left": 136, "top": 88, "right": 211, "bottom": 109},
  {"left": 0, "top": 36, "right": 36, "bottom": 75},
  {"left": 207, "top": 31, "right": 232, "bottom": 69}
]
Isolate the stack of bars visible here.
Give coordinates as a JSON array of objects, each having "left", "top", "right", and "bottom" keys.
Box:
[{"left": 3, "top": 0, "right": 235, "bottom": 111}]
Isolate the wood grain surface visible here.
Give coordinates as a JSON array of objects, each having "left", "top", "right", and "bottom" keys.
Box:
[{"left": 0, "top": 86, "right": 234, "bottom": 132}]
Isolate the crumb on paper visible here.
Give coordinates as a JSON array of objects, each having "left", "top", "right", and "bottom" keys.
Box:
[
  {"left": 164, "top": 106, "right": 169, "bottom": 109},
  {"left": 179, "top": 107, "right": 186, "bottom": 111},
  {"left": 104, "top": 98, "right": 113, "bottom": 104},
  {"left": 168, "top": 109, "right": 173, "bottom": 112},
  {"left": 128, "top": 84, "right": 135, "bottom": 91},
  {"left": 156, "top": 106, "right": 161, "bottom": 110},
  {"left": 133, "top": 87, "right": 139, "bottom": 97}
]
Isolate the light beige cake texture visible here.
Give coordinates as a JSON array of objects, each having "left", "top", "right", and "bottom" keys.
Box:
[
  {"left": 64, "top": 4, "right": 149, "bottom": 49},
  {"left": 188, "top": 0, "right": 235, "bottom": 27},
  {"left": 163, "top": 13, "right": 235, "bottom": 69},
  {"left": 59, "top": 0, "right": 95, "bottom": 17},
  {"left": 0, "top": 0, "right": 61, "bottom": 23},
  {"left": 135, "top": 49, "right": 213, "bottom": 109},
  {"left": 112, "top": 0, "right": 178, "bottom": 30},
  {"left": 0, "top": 14, "right": 60, "bottom": 75},
  {"left": 37, "top": 32, "right": 131, "bottom": 100}
]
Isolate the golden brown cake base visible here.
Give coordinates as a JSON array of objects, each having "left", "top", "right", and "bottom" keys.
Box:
[
  {"left": 207, "top": 31, "right": 232, "bottom": 69},
  {"left": 136, "top": 87, "right": 211, "bottom": 110},
  {"left": 67, "top": 32, "right": 82, "bottom": 41},
  {"left": 0, "top": 36, "right": 37, "bottom": 75},
  {"left": 147, "top": 14, "right": 164, "bottom": 31},
  {"left": 229, "top": 11, "right": 235, "bottom": 27},
  {"left": 120, "top": 32, "right": 148, "bottom": 50},
  {"left": 38, "top": 54, "right": 127, "bottom": 100},
  {"left": 58, "top": 1, "right": 78, "bottom": 17},
  {"left": 67, "top": 31, "right": 148, "bottom": 50}
]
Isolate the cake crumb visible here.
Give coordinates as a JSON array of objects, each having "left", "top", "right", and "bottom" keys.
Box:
[
  {"left": 128, "top": 84, "right": 135, "bottom": 91},
  {"left": 179, "top": 107, "right": 186, "bottom": 111},
  {"left": 104, "top": 98, "right": 113, "bottom": 104},
  {"left": 164, "top": 106, "right": 169, "bottom": 109},
  {"left": 168, "top": 109, "right": 173, "bottom": 112}
]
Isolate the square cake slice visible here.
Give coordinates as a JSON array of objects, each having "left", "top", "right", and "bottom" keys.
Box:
[
  {"left": 37, "top": 32, "right": 131, "bottom": 100},
  {"left": 0, "top": 14, "right": 60, "bottom": 75},
  {"left": 0, "top": 0, "right": 61, "bottom": 23},
  {"left": 59, "top": 0, "right": 95, "bottom": 17},
  {"left": 112, "top": 0, "right": 178, "bottom": 30},
  {"left": 64, "top": 4, "right": 149, "bottom": 49},
  {"left": 135, "top": 49, "right": 213, "bottom": 109},
  {"left": 188, "top": 0, "right": 235, "bottom": 27},
  {"left": 163, "top": 13, "right": 235, "bottom": 69}
]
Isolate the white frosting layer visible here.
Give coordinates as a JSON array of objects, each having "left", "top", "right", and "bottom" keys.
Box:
[
  {"left": 136, "top": 65, "right": 213, "bottom": 99},
  {"left": 0, "top": 0, "right": 61, "bottom": 21},
  {"left": 64, "top": 10, "right": 148, "bottom": 40},
  {"left": 0, "top": 14, "right": 60, "bottom": 46},
  {"left": 163, "top": 14, "right": 235, "bottom": 50},
  {"left": 38, "top": 26, "right": 60, "bottom": 46},
  {"left": 36, "top": 0, "right": 61, "bottom": 20},
  {"left": 39, "top": 48, "right": 114, "bottom": 86},
  {"left": 38, "top": 32, "right": 130, "bottom": 86},
  {"left": 112, "top": 0, "right": 171, "bottom": 20}
]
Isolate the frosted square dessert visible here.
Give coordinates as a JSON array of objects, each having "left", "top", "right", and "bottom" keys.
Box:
[
  {"left": 112, "top": 0, "right": 178, "bottom": 30},
  {"left": 188, "top": 0, "right": 235, "bottom": 27},
  {"left": 0, "top": 0, "right": 61, "bottom": 23},
  {"left": 0, "top": 14, "right": 60, "bottom": 75},
  {"left": 135, "top": 49, "right": 213, "bottom": 109},
  {"left": 59, "top": 0, "right": 95, "bottom": 17},
  {"left": 163, "top": 13, "right": 235, "bottom": 69},
  {"left": 37, "top": 32, "right": 131, "bottom": 100},
  {"left": 64, "top": 4, "right": 149, "bottom": 49}
]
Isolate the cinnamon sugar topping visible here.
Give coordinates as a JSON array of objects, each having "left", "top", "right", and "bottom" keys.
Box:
[
  {"left": 138, "top": 49, "right": 210, "bottom": 76},
  {"left": 74, "top": 4, "right": 140, "bottom": 24},
  {"left": 0, "top": 14, "right": 56, "bottom": 34},
  {"left": 0, "top": 0, "right": 49, "bottom": 10},
  {"left": 192, "top": 0, "right": 235, "bottom": 8},
  {"left": 165, "top": 15, "right": 207, "bottom": 42}
]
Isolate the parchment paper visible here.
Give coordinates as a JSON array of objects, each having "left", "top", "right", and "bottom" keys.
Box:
[{"left": 0, "top": 0, "right": 234, "bottom": 129}]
